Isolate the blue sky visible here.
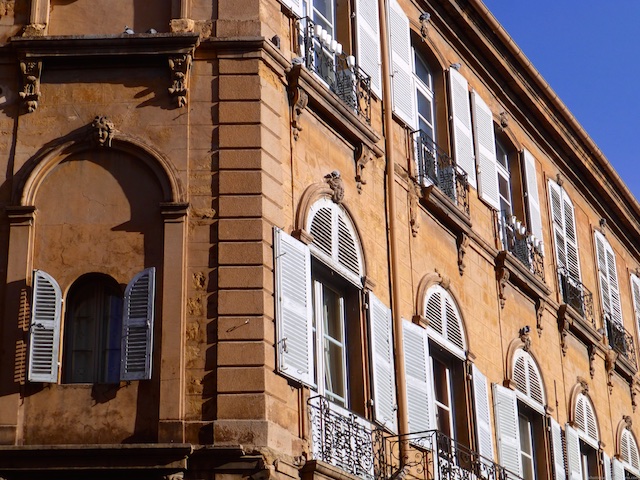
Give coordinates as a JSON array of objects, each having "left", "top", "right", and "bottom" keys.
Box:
[{"left": 481, "top": 1, "right": 640, "bottom": 201}]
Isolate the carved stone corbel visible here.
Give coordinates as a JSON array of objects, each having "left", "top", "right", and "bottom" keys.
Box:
[
  {"left": 324, "top": 170, "right": 344, "bottom": 204},
  {"left": 290, "top": 86, "right": 308, "bottom": 141},
  {"left": 632, "top": 379, "right": 640, "bottom": 413},
  {"left": 535, "top": 297, "right": 545, "bottom": 337},
  {"left": 496, "top": 266, "right": 509, "bottom": 309},
  {"left": 558, "top": 312, "right": 570, "bottom": 356},
  {"left": 457, "top": 232, "right": 469, "bottom": 276},
  {"left": 409, "top": 181, "right": 420, "bottom": 237},
  {"left": 19, "top": 59, "right": 42, "bottom": 113},
  {"left": 605, "top": 349, "right": 618, "bottom": 394},
  {"left": 588, "top": 344, "right": 596, "bottom": 378},
  {"left": 168, "top": 53, "right": 192, "bottom": 107},
  {"left": 355, "top": 143, "right": 373, "bottom": 193},
  {"left": 91, "top": 115, "right": 115, "bottom": 147}
]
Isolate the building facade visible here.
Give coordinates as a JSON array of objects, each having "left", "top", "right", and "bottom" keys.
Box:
[{"left": 0, "top": 0, "right": 639, "bottom": 479}]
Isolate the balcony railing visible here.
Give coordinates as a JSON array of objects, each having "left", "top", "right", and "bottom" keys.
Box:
[
  {"left": 415, "top": 131, "right": 470, "bottom": 215},
  {"left": 297, "top": 18, "right": 372, "bottom": 124},
  {"left": 605, "top": 315, "right": 637, "bottom": 369},
  {"left": 497, "top": 212, "right": 545, "bottom": 282},
  {"left": 558, "top": 267, "right": 595, "bottom": 328},
  {"left": 377, "top": 430, "right": 521, "bottom": 480},
  {"left": 308, "top": 396, "right": 376, "bottom": 479}
]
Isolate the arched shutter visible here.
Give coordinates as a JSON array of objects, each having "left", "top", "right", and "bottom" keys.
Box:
[
  {"left": 522, "top": 149, "right": 543, "bottom": 248},
  {"left": 512, "top": 350, "right": 545, "bottom": 407},
  {"left": 621, "top": 429, "right": 640, "bottom": 471},
  {"left": 403, "top": 319, "right": 434, "bottom": 437},
  {"left": 574, "top": 393, "right": 599, "bottom": 447},
  {"left": 472, "top": 91, "right": 499, "bottom": 210},
  {"left": 279, "top": 0, "right": 302, "bottom": 17},
  {"left": 472, "top": 365, "right": 494, "bottom": 463},
  {"left": 388, "top": 0, "right": 414, "bottom": 127},
  {"left": 28, "top": 270, "right": 62, "bottom": 383},
  {"left": 368, "top": 292, "right": 397, "bottom": 432},
  {"left": 121, "top": 267, "right": 156, "bottom": 381},
  {"left": 424, "top": 286, "right": 465, "bottom": 354},
  {"left": 550, "top": 419, "right": 566, "bottom": 480},
  {"left": 565, "top": 425, "right": 582, "bottom": 480},
  {"left": 448, "top": 68, "right": 476, "bottom": 188},
  {"left": 355, "top": 0, "right": 381, "bottom": 97},
  {"left": 493, "top": 384, "right": 522, "bottom": 478},
  {"left": 274, "top": 228, "right": 314, "bottom": 386},
  {"left": 602, "top": 452, "right": 612, "bottom": 480}
]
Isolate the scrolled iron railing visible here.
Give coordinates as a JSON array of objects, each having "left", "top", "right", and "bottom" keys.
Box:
[
  {"left": 558, "top": 267, "right": 595, "bottom": 328},
  {"left": 297, "top": 17, "right": 372, "bottom": 124},
  {"left": 497, "top": 211, "right": 545, "bottom": 282},
  {"left": 605, "top": 314, "right": 637, "bottom": 369},
  {"left": 414, "top": 130, "right": 470, "bottom": 215}
]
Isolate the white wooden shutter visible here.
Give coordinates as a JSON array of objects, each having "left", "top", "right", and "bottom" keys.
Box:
[
  {"left": 274, "top": 228, "right": 314, "bottom": 386},
  {"left": 632, "top": 275, "right": 640, "bottom": 333},
  {"left": 472, "top": 91, "right": 499, "bottom": 209},
  {"left": 612, "top": 458, "right": 625, "bottom": 480},
  {"left": 562, "top": 191, "right": 580, "bottom": 281},
  {"left": 355, "top": 0, "right": 381, "bottom": 98},
  {"left": 549, "top": 181, "right": 580, "bottom": 281},
  {"left": 595, "top": 231, "right": 622, "bottom": 325},
  {"left": 550, "top": 419, "right": 566, "bottom": 480},
  {"left": 472, "top": 364, "right": 495, "bottom": 462},
  {"left": 602, "top": 452, "right": 612, "bottom": 480},
  {"left": 565, "top": 425, "right": 583, "bottom": 480},
  {"left": 368, "top": 292, "right": 397, "bottom": 432},
  {"left": 279, "top": 0, "right": 302, "bottom": 17},
  {"left": 449, "top": 68, "right": 476, "bottom": 188},
  {"left": 549, "top": 180, "right": 567, "bottom": 272},
  {"left": 403, "top": 319, "right": 434, "bottom": 435},
  {"left": 493, "top": 384, "right": 522, "bottom": 478},
  {"left": 28, "top": 270, "right": 62, "bottom": 383},
  {"left": 388, "top": 0, "right": 414, "bottom": 127},
  {"left": 121, "top": 267, "right": 156, "bottom": 381},
  {"left": 522, "top": 149, "right": 543, "bottom": 247}
]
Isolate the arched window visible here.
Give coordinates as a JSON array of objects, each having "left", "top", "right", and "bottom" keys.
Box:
[{"left": 565, "top": 392, "right": 600, "bottom": 480}]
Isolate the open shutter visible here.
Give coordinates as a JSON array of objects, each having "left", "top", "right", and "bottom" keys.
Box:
[
  {"left": 403, "top": 319, "right": 434, "bottom": 436},
  {"left": 631, "top": 275, "right": 640, "bottom": 333},
  {"left": 562, "top": 192, "right": 580, "bottom": 281},
  {"left": 121, "top": 267, "right": 156, "bottom": 381},
  {"left": 550, "top": 419, "right": 566, "bottom": 480},
  {"left": 274, "top": 228, "right": 314, "bottom": 386},
  {"left": 565, "top": 425, "right": 583, "bottom": 480},
  {"left": 388, "top": 0, "right": 414, "bottom": 127},
  {"left": 606, "top": 242, "right": 622, "bottom": 325},
  {"left": 449, "top": 68, "right": 476, "bottom": 188},
  {"left": 472, "top": 91, "right": 499, "bottom": 209},
  {"left": 368, "top": 292, "right": 397, "bottom": 432},
  {"left": 355, "top": 0, "right": 381, "bottom": 97},
  {"left": 595, "top": 232, "right": 622, "bottom": 325},
  {"left": 279, "top": 0, "right": 302, "bottom": 17},
  {"left": 493, "top": 384, "right": 522, "bottom": 478},
  {"left": 472, "top": 364, "right": 495, "bottom": 462},
  {"left": 522, "top": 149, "right": 543, "bottom": 247},
  {"left": 612, "top": 458, "right": 625, "bottom": 480},
  {"left": 602, "top": 453, "right": 612, "bottom": 480},
  {"left": 28, "top": 270, "right": 62, "bottom": 383},
  {"left": 549, "top": 180, "right": 567, "bottom": 272}
]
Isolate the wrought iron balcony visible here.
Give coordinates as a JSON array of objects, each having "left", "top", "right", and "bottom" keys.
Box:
[
  {"left": 415, "top": 131, "right": 470, "bottom": 215},
  {"left": 497, "top": 212, "right": 544, "bottom": 282},
  {"left": 605, "top": 315, "right": 637, "bottom": 369},
  {"left": 297, "top": 18, "right": 372, "bottom": 124},
  {"left": 558, "top": 267, "right": 595, "bottom": 327},
  {"left": 377, "top": 430, "right": 521, "bottom": 480},
  {"left": 308, "top": 396, "right": 376, "bottom": 480}
]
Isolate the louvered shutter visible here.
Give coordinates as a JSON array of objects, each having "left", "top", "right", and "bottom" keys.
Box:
[
  {"left": 522, "top": 149, "right": 543, "bottom": 247},
  {"left": 28, "top": 270, "right": 62, "bottom": 383},
  {"left": 424, "top": 286, "right": 465, "bottom": 354},
  {"left": 621, "top": 428, "right": 640, "bottom": 471},
  {"left": 612, "top": 458, "right": 625, "bottom": 480},
  {"left": 550, "top": 419, "right": 566, "bottom": 480},
  {"left": 565, "top": 425, "right": 582, "bottom": 480},
  {"left": 549, "top": 181, "right": 567, "bottom": 272},
  {"left": 279, "top": 0, "right": 302, "bottom": 17},
  {"left": 388, "top": 0, "right": 414, "bottom": 127},
  {"left": 595, "top": 232, "right": 622, "bottom": 325},
  {"left": 274, "top": 228, "right": 314, "bottom": 386},
  {"left": 472, "top": 91, "right": 499, "bottom": 210},
  {"left": 355, "top": 0, "right": 381, "bottom": 97},
  {"left": 512, "top": 350, "right": 545, "bottom": 408},
  {"left": 403, "top": 319, "right": 434, "bottom": 435},
  {"left": 602, "top": 452, "right": 612, "bottom": 480},
  {"left": 337, "top": 215, "right": 361, "bottom": 279},
  {"left": 562, "top": 192, "right": 580, "bottom": 281},
  {"left": 121, "top": 267, "right": 156, "bottom": 381},
  {"left": 632, "top": 275, "right": 640, "bottom": 333},
  {"left": 472, "top": 365, "right": 494, "bottom": 463},
  {"left": 368, "top": 292, "right": 397, "bottom": 432},
  {"left": 493, "top": 384, "right": 522, "bottom": 478},
  {"left": 449, "top": 68, "right": 476, "bottom": 188},
  {"left": 575, "top": 393, "right": 599, "bottom": 447}
]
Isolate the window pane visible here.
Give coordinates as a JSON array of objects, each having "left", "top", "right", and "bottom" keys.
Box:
[{"left": 414, "top": 51, "right": 432, "bottom": 88}]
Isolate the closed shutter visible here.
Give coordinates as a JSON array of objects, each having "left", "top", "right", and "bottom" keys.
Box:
[
  {"left": 279, "top": 0, "right": 302, "bottom": 17},
  {"left": 28, "top": 270, "right": 62, "bottom": 383},
  {"left": 274, "top": 228, "right": 314, "bottom": 386},
  {"left": 565, "top": 425, "right": 583, "bottom": 480},
  {"left": 602, "top": 452, "right": 612, "bottom": 480},
  {"left": 595, "top": 231, "right": 623, "bottom": 325},
  {"left": 355, "top": 0, "right": 381, "bottom": 97},
  {"left": 472, "top": 364, "right": 494, "bottom": 463},
  {"left": 121, "top": 267, "right": 156, "bottom": 381},
  {"left": 368, "top": 292, "right": 397, "bottom": 432},
  {"left": 621, "top": 428, "right": 640, "bottom": 471},
  {"left": 612, "top": 458, "right": 625, "bottom": 480},
  {"left": 550, "top": 419, "right": 566, "bottom": 480},
  {"left": 522, "top": 149, "right": 543, "bottom": 247},
  {"left": 403, "top": 319, "right": 434, "bottom": 435},
  {"left": 448, "top": 68, "right": 476, "bottom": 188},
  {"left": 574, "top": 393, "right": 598, "bottom": 447},
  {"left": 472, "top": 91, "right": 499, "bottom": 210},
  {"left": 388, "top": 0, "right": 414, "bottom": 127},
  {"left": 493, "top": 384, "right": 522, "bottom": 478},
  {"left": 549, "top": 180, "right": 580, "bottom": 281}
]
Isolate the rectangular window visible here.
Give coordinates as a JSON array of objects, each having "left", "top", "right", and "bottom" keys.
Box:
[{"left": 519, "top": 413, "right": 536, "bottom": 480}]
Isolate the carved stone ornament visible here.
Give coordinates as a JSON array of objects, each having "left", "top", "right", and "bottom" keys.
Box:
[
  {"left": 355, "top": 143, "right": 374, "bottom": 193},
  {"left": 624, "top": 415, "right": 633, "bottom": 430},
  {"left": 588, "top": 344, "right": 596, "bottom": 378},
  {"left": 91, "top": 116, "right": 116, "bottom": 147},
  {"left": 558, "top": 313, "right": 570, "bottom": 356},
  {"left": 577, "top": 376, "right": 589, "bottom": 394},
  {"left": 499, "top": 111, "right": 509, "bottom": 129},
  {"left": 632, "top": 379, "right": 640, "bottom": 413},
  {"left": 605, "top": 348, "right": 618, "bottom": 394},
  {"left": 457, "top": 232, "right": 469, "bottom": 276},
  {"left": 519, "top": 326, "right": 532, "bottom": 352},
  {"left": 324, "top": 170, "right": 345, "bottom": 204},
  {"left": 163, "top": 472, "right": 184, "bottom": 480},
  {"left": 290, "top": 86, "right": 308, "bottom": 141},
  {"left": 168, "top": 53, "right": 192, "bottom": 107},
  {"left": 535, "top": 297, "right": 545, "bottom": 337},
  {"left": 409, "top": 181, "right": 420, "bottom": 237},
  {"left": 497, "top": 266, "right": 509, "bottom": 309},
  {"left": 556, "top": 173, "right": 564, "bottom": 187},
  {"left": 19, "top": 59, "right": 42, "bottom": 113}
]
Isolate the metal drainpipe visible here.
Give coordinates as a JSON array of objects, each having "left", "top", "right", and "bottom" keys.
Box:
[{"left": 377, "top": 0, "right": 410, "bottom": 464}]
